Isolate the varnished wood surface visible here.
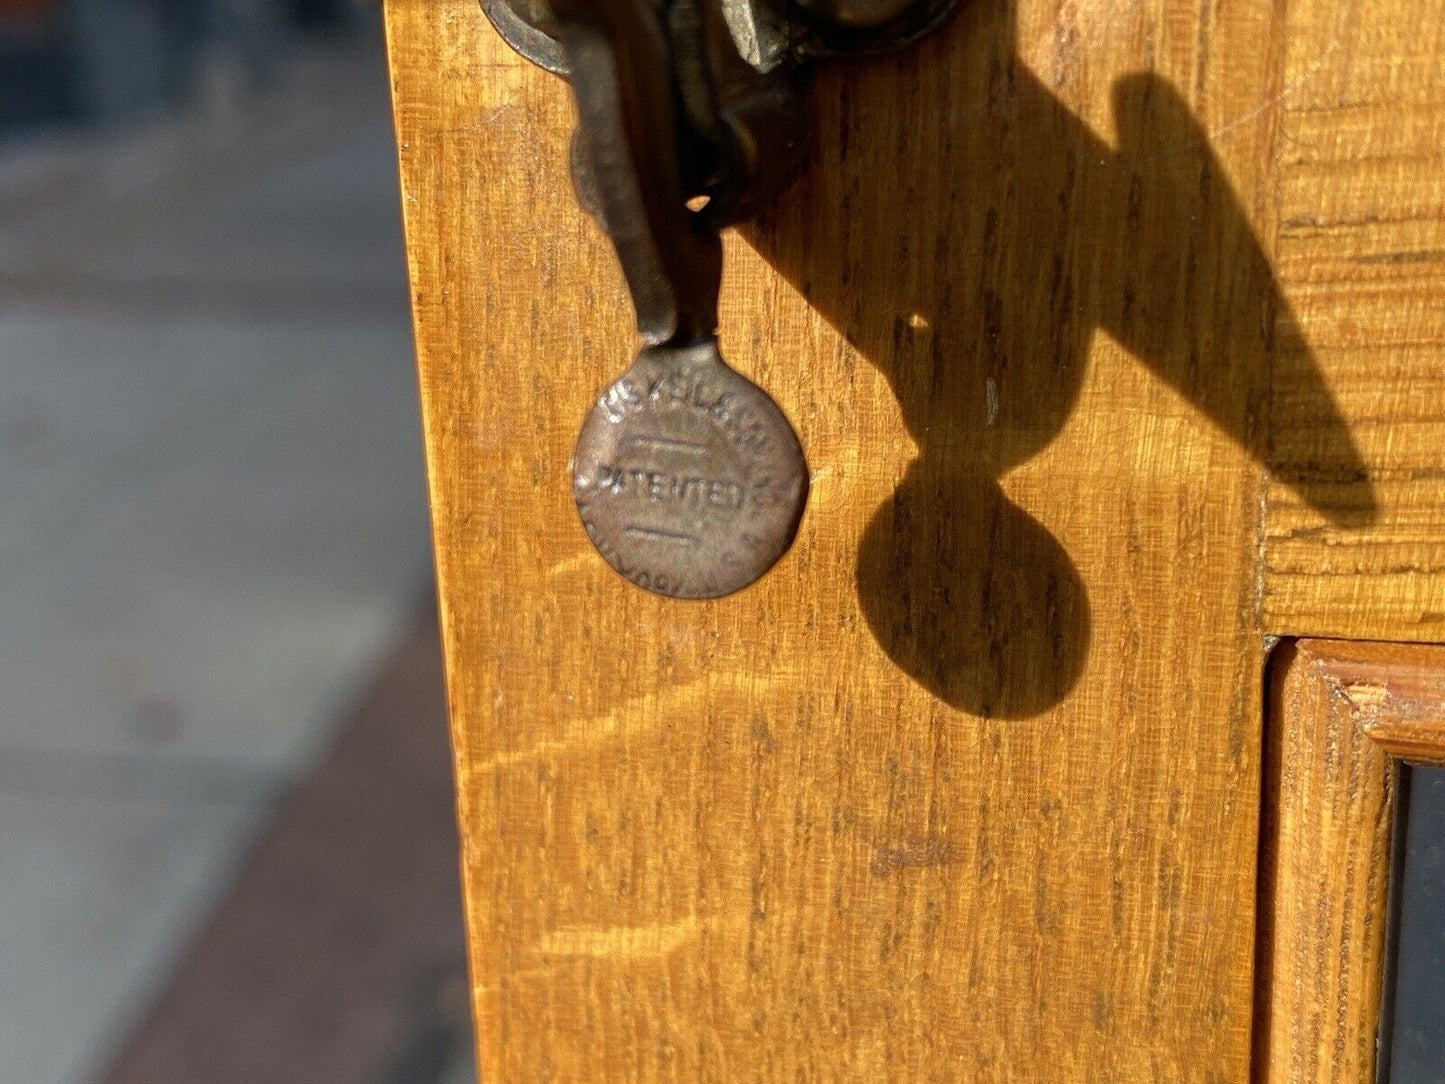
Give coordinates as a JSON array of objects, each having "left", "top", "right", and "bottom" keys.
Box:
[
  {"left": 1257, "top": 639, "right": 1445, "bottom": 1084},
  {"left": 1263, "top": 0, "right": 1445, "bottom": 641},
  {"left": 1295, "top": 639, "right": 1445, "bottom": 765},
  {"left": 383, "top": 0, "right": 1445, "bottom": 1079}
]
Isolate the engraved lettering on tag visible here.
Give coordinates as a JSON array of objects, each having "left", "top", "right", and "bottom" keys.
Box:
[{"left": 572, "top": 343, "right": 808, "bottom": 600}]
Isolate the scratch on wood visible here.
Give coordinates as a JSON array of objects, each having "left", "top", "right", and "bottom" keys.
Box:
[
  {"left": 544, "top": 551, "right": 596, "bottom": 580},
  {"left": 870, "top": 835, "right": 958, "bottom": 877},
  {"left": 535, "top": 916, "right": 700, "bottom": 960},
  {"left": 473, "top": 669, "right": 793, "bottom": 772},
  {"left": 1343, "top": 681, "right": 1390, "bottom": 709}
]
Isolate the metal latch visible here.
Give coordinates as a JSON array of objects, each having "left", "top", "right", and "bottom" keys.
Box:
[{"left": 483, "top": 0, "right": 958, "bottom": 599}]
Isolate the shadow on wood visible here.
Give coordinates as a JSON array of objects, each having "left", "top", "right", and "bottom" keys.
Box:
[{"left": 745, "top": 0, "right": 1376, "bottom": 718}]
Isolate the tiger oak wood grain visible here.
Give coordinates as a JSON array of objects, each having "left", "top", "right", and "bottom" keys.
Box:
[
  {"left": 1257, "top": 639, "right": 1445, "bottom": 1084},
  {"left": 1263, "top": 0, "right": 1445, "bottom": 641},
  {"left": 384, "top": 0, "right": 1445, "bottom": 1079},
  {"left": 1304, "top": 639, "right": 1445, "bottom": 766}
]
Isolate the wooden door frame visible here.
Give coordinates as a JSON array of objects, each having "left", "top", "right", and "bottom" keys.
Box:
[{"left": 1257, "top": 639, "right": 1445, "bottom": 1084}]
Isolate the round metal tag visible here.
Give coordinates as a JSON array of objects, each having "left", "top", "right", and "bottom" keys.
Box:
[{"left": 572, "top": 342, "right": 808, "bottom": 599}]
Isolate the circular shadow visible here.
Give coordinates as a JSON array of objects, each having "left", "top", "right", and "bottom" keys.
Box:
[{"left": 857, "top": 466, "right": 1090, "bottom": 719}]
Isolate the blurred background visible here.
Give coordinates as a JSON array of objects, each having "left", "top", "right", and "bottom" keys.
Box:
[{"left": 0, "top": 2, "right": 472, "bottom": 1082}]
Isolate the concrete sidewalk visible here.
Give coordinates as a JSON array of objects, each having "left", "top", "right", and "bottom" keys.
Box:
[
  {"left": 0, "top": 36, "right": 438, "bottom": 1084},
  {"left": 100, "top": 608, "right": 473, "bottom": 1084}
]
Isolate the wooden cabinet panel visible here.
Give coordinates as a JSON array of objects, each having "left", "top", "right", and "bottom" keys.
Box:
[
  {"left": 383, "top": 0, "right": 1445, "bottom": 1078},
  {"left": 1263, "top": 0, "right": 1445, "bottom": 642}
]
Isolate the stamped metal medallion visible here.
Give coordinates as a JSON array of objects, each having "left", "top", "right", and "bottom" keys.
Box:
[{"left": 572, "top": 341, "right": 808, "bottom": 599}]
